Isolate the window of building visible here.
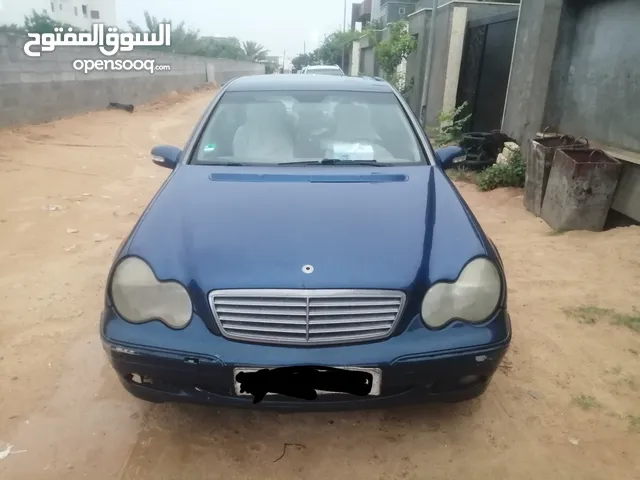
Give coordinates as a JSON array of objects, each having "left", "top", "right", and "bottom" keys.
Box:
[
  {"left": 398, "top": 7, "right": 405, "bottom": 15},
  {"left": 50, "top": 1, "right": 55, "bottom": 11},
  {"left": 82, "top": 5, "right": 88, "bottom": 17},
  {"left": 74, "top": 6, "right": 78, "bottom": 15},
  {"left": 59, "top": 3, "right": 63, "bottom": 9},
  {"left": 90, "top": 10, "right": 100, "bottom": 19}
]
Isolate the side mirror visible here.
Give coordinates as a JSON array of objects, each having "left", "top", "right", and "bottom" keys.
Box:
[
  {"left": 436, "top": 146, "right": 466, "bottom": 170},
  {"left": 151, "top": 145, "right": 182, "bottom": 170}
]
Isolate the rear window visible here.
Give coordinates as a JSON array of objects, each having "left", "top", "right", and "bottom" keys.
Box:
[{"left": 192, "top": 90, "right": 425, "bottom": 165}]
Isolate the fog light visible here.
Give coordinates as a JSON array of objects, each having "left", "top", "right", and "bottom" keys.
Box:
[{"left": 459, "top": 374, "right": 479, "bottom": 386}]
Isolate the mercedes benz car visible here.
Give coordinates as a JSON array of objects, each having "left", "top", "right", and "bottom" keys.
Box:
[{"left": 101, "top": 74, "right": 511, "bottom": 410}]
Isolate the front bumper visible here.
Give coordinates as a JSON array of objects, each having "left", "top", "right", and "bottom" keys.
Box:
[{"left": 101, "top": 308, "right": 511, "bottom": 411}]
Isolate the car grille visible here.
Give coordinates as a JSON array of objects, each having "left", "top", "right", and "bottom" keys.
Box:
[{"left": 209, "top": 289, "right": 406, "bottom": 345}]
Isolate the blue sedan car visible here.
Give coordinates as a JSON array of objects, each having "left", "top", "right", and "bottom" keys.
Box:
[{"left": 101, "top": 74, "right": 511, "bottom": 410}]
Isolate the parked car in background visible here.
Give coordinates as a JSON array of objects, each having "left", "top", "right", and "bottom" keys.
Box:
[
  {"left": 101, "top": 74, "right": 511, "bottom": 411},
  {"left": 300, "top": 65, "right": 345, "bottom": 76}
]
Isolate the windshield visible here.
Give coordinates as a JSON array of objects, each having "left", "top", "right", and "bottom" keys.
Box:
[
  {"left": 192, "top": 90, "right": 426, "bottom": 165},
  {"left": 305, "top": 69, "right": 344, "bottom": 76}
]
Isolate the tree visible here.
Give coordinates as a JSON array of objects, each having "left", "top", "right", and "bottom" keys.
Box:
[
  {"left": 373, "top": 21, "right": 416, "bottom": 95},
  {"left": 242, "top": 40, "right": 268, "bottom": 62},
  {"left": 128, "top": 12, "right": 201, "bottom": 55},
  {"left": 0, "top": 9, "right": 76, "bottom": 34},
  {"left": 24, "top": 9, "right": 78, "bottom": 32},
  {"left": 291, "top": 52, "right": 318, "bottom": 70},
  {"left": 128, "top": 11, "right": 249, "bottom": 60},
  {"left": 374, "top": 21, "right": 416, "bottom": 81},
  {"left": 264, "top": 61, "right": 279, "bottom": 74},
  {"left": 0, "top": 23, "right": 25, "bottom": 34},
  {"left": 315, "top": 30, "right": 360, "bottom": 66},
  {"left": 201, "top": 36, "right": 246, "bottom": 60},
  {"left": 290, "top": 29, "right": 360, "bottom": 72}
]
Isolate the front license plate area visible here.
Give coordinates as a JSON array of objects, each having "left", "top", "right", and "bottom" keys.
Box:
[{"left": 233, "top": 366, "right": 382, "bottom": 398}]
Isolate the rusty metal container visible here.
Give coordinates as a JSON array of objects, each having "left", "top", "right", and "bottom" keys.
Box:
[
  {"left": 540, "top": 148, "right": 623, "bottom": 232},
  {"left": 524, "top": 134, "right": 588, "bottom": 216}
]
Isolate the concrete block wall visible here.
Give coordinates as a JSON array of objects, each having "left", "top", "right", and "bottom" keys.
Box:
[
  {"left": 0, "top": 33, "right": 264, "bottom": 128},
  {"left": 405, "top": 1, "right": 519, "bottom": 119},
  {"left": 501, "top": 0, "right": 640, "bottom": 222},
  {"left": 544, "top": 0, "right": 640, "bottom": 153}
]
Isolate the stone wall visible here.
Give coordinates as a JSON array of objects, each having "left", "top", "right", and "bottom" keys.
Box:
[{"left": 0, "top": 33, "right": 264, "bottom": 128}]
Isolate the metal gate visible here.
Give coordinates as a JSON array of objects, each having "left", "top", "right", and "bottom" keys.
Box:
[{"left": 456, "top": 11, "right": 518, "bottom": 133}]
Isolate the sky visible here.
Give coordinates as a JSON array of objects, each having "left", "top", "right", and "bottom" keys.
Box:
[{"left": 116, "top": 0, "right": 352, "bottom": 61}]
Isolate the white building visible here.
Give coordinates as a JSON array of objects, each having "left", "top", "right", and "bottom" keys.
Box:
[{"left": 0, "top": 0, "right": 117, "bottom": 29}]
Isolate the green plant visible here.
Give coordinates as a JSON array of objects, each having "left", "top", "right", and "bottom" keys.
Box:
[
  {"left": 24, "top": 9, "right": 79, "bottom": 33},
  {"left": 361, "top": 23, "right": 381, "bottom": 47},
  {"left": 242, "top": 41, "right": 268, "bottom": 62},
  {"left": 0, "top": 9, "right": 77, "bottom": 34},
  {"left": 613, "top": 307, "right": 640, "bottom": 333},
  {"left": 571, "top": 394, "right": 600, "bottom": 410},
  {"left": 264, "top": 61, "right": 279, "bottom": 74},
  {"left": 476, "top": 150, "right": 525, "bottom": 191},
  {"left": 628, "top": 415, "right": 640, "bottom": 432},
  {"left": 292, "top": 52, "right": 319, "bottom": 71},
  {"left": 430, "top": 102, "right": 471, "bottom": 148},
  {"left": 374, "top": 21, "right": 416, "bottom": 80},
  {"left": 563, "top": 305, "right": 614, "bottom": 325},
  {"left": 388, "top": 72, "right": 414, "bottom": 100},
  {"left": 0, "top": 23, "right": 25, "bottom": 33},
  {"left": 127, "top": 11, "right": 263, "bottom": 61},
  {"left": 562, "top": 305, "right": 640, "bottom": 333},
  {"left": 316, "top": 30, "right": 361, "bottom": 67}
]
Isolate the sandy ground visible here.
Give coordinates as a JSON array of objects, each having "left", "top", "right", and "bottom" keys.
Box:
[{"left": 0, "top": 89, "right": 639, "bottom": 480}]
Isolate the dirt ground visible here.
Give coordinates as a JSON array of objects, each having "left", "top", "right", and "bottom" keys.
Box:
[{"left": 0, "top": 89, "right": 639, "bottom": 480}]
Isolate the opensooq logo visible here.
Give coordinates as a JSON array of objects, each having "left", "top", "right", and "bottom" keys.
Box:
[{"left": 23, "top": 23, "right": 172, "bottom": 58}]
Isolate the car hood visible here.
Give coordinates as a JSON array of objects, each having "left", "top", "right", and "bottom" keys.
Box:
[{"left": 125, "top": 165, "right": 489, "bottom": 291}]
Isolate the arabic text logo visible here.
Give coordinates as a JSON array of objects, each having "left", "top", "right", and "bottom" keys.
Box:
[{"left": 23, "top": 23, "right": 172, "bottom": 58}]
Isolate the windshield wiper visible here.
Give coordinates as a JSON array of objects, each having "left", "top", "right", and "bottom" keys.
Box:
[{"left": 279, "top": 159, "right": 384, "bottom": 166}]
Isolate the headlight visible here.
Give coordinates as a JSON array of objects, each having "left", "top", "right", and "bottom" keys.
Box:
[
  {"left": 109, "top": 256, "right": 193, "bottom": 329},
  {"left": 421, "top": 257, "right": 501, "bottom": 329}
]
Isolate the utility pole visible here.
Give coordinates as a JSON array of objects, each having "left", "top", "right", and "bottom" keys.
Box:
[
  {"left": 341, "top": 0, "right": 347, "bottom": 71},
  {"left": 303, "top": 41, "right": 306, "bottom": 55},
  {"left": 420, "top": 0, "right": 438, "bottom": 127},
  {"left": 282, "top": 49, "right": 286, "bottom": 73}
]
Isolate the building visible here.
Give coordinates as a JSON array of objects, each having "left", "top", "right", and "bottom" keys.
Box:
[
  {"left": 0, "top": 0, "right": 117, "bottom": 29},
  {"left": 353, "top": 0, "right": 422, "bottom": 30},
  {"left": 351, "top": 0, "right": 371, "bottom": 30},
  {"left": 378, "top": 0, "right": 420, "bottom": 24}
]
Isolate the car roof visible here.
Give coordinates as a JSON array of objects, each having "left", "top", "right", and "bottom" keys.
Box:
[
  {"left": 305, "top": 65, "right": 341, "bottom": 70},
  {"left": 226, "top": 74, "right": 393, "bottom": 93}
]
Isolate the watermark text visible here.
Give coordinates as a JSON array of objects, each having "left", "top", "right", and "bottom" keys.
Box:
[
  {"left": 24, "top": 23, "right": 172, "bottom": 57},
  {"left": 72, "top": 59, "right": 171, "bottom": 75}
]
